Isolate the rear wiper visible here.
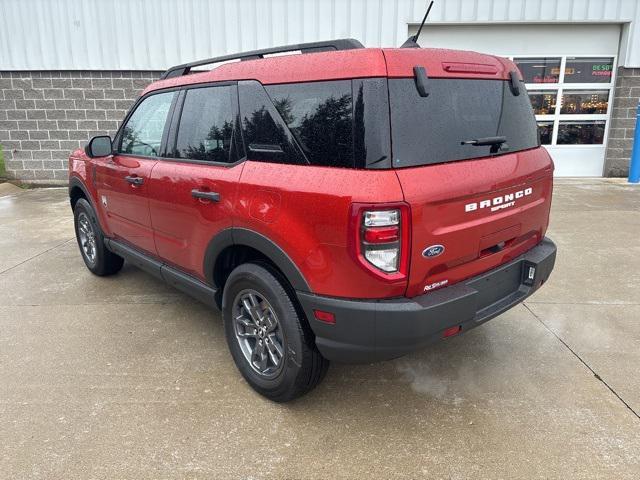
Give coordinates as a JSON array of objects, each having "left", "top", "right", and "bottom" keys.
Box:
[
  {"left": 461, "top": 136, "right": 508, "bottom": 154},
  {"left": 461, "top": 136, "right": 507, "bottom": 146}
]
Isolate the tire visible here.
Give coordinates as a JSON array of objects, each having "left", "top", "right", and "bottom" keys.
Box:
[
  {"left": 222, "top": 262, "right": 329, "bottom": 402},
  {"left": 73, "top": 198, "right": 124, "bottom": 276}
]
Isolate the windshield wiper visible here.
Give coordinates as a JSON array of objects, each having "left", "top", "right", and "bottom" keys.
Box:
[
  {"left": 461, "top": 136, "right": 507, "bottom": 146},
  {"left": 461, "top": 136, "right": 508, "bottom": 154}
]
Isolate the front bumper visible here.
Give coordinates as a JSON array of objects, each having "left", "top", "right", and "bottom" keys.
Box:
[{"left": 297, "top": 237, "right": 556, "bottom": 363}]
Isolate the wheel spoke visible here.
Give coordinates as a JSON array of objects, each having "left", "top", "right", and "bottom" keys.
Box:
[
  {"left": 235, "top": 315, "right": 258, "bottom": 337},
  {"left": 242, "top": 298, "right": 259, "bottom": 323},
  {"left": 265, "top": 312, "right": 278, "bottom": 333},
  {"left": 267, "top": 334, "right": 284, "bottom": 358},
  {"left": 248, "top": 293, "right": 259, "bottom": 308},
  {"left": 266, "top": 339, "right": 283, "bottom": 366},
  {"left": 252, "top": 341, "right": 268, "bottom": 371}
]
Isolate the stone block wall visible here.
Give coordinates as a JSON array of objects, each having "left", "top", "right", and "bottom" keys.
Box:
[
  {"left": 0, "top": 71, "right": 160, "bottom": 184},
  {"left": 604, "top": 67, "right": 640, "bottom": 177}
]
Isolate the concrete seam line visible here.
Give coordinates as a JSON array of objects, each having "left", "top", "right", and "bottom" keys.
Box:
[
  {"left": 3, "top": 302, "right": 186, "bottom": 307},
  {"left": 526, "top": 300, "right": 640, "bottom": 306},
  {"left": 523, "top": 303, "right": 640, "bottom": 422},
  {"left": 0, "top": 238, "right": 74, "bottom": 276}
]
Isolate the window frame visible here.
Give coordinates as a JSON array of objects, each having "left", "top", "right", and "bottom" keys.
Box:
[
  {"left": 510, "top": 54, "right": 617, "bottom": 148},
  {"left": 113, "top": 87, "right": 181, "bottom": 160}
]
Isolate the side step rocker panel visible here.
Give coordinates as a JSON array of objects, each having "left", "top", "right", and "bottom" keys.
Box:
[{"left": 104, "top": 238, "right": 219, "bottom": 309}]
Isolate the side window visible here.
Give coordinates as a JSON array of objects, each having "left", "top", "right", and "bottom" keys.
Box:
[
  {"left": 353, "top": 78, "right": 391, "bottom": 169},
  {"left": 266, "top": 80, "right": 354, "bottom": 168},
  {"left": 238, "top": 80, "right": 307, "bottom": 165},
  {"left": 119, "top": 91, "right": 175, "bottom": 157},
  {"left": 174, "top": 85, "right": 239, "bottom": 163}
]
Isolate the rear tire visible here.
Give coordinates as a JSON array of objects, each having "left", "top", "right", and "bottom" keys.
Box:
[
  {"left": 222, "top": 263, "right": 329, "bottom": 402},
  {"left": 73, "top": 198, "right": 124, "bottom": 276}
]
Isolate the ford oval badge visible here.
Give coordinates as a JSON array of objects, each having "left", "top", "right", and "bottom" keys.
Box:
[{"left": 423, "top": 245, "right": 445, "bottom": 258}]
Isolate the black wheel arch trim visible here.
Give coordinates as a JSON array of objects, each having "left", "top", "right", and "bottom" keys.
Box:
[
  {"left": 68, "top": 176, "right": 91, "bottom": 206},
  {"left": 203, "top": 227, "right": 311, "bottom": 293},
  {"left": 68, "top": 176, "right": 107, "bottom": 233}
]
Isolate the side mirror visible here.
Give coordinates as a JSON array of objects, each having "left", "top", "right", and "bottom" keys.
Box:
[{"left": 85, "top": 135, "right": 113, "bottom": 158}]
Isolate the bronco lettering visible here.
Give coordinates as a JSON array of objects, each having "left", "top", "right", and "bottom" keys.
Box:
[{"left": 465, "top": 187, "right": 533, "bottom": 213}]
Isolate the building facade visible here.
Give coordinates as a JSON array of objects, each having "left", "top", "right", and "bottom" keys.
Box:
[{"left": 1, "top": 0, "right": 639, "bottom": 183}]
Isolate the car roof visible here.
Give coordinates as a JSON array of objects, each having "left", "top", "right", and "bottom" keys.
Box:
[{"left": 142, "top": 47, "right": 516, "bottom": 96}]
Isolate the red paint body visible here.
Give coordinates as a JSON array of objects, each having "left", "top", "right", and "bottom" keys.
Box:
[{"left": 69, "top": 47, "right": 553, "bottom": 300}]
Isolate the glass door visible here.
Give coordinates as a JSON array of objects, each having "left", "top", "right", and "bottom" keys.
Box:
[{"left": 512, "top": 55, "right": 616, "bottom": 176}]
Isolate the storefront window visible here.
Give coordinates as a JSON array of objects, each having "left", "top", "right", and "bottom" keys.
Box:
[
  {"left": 560, "top": 90, "right": 609, "bottom": 114},
  {"left": 557, "top": 120, "right": 605, "bottom": 144},
  {"left": 528, "top": 91, "right": 558, "bottom": 115},
  {"left": 564, "top": 57, "right": 614, "bottom": 83},
  {"left": 537, "top": 121, "right": 554, "bottom": 145},
  {"left": 514, "top": 57, "right": 561, "bottom": 83}
]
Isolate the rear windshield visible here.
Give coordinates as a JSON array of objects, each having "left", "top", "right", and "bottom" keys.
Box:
[{"left": 389, "top": 78, "right": 538, "bottom": 168}]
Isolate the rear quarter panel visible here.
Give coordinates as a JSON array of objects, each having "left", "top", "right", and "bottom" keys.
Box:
[{"left": 236, "top": 161, "right": 406, "bottom": 298}]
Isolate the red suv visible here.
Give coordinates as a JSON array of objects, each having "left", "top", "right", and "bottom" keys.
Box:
[{"left": 69, "top": 39, "right": 556, "bottom": 401}]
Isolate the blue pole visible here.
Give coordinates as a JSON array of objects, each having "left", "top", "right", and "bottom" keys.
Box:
[{"left": 629, "top": 102, "right": 640, "bottom": 183}]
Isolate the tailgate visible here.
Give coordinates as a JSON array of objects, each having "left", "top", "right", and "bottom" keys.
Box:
[{"left": 396, "top": 148, "right": 553, "bottom": 298}]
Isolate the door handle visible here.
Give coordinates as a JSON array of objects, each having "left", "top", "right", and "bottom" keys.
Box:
[
  {"left": 124, "top": 175, "right": 144, "bottom": 186},
  {"left": 191, "top": 189, "right": 220, "bottom": 202}
]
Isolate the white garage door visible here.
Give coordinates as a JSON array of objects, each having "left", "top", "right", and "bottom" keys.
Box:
[{"left": 414, "top": 24, "right": 621, "bottom": 177}]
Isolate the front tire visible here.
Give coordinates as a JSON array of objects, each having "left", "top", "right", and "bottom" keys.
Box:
[
  {"left": 222, "top": 263, "right": 329, "bottom": 402},
  {"left": 73, "top": 198, "right": 124, "bottom": 276}
]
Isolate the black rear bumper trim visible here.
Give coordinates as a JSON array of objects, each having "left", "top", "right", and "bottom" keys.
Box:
[{"left": 297, "top": 237, "right": 556, "bottom": 363}]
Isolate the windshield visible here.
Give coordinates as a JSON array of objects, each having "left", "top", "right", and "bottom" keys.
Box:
[{"left": 389, "top": 78, "right": 538, "bottom": 168}]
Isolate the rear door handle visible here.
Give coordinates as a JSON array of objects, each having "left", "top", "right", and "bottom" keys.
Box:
[
  {"left": 191, "top": 189, "right": 220, "bottom": 202},
  {"left": 124, "top": 175, "right": 144, "bottom": 186}
]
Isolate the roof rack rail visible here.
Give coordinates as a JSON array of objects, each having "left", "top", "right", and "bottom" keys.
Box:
[{"left": 160, "top": 38, "right": 365, "bottom": 80}]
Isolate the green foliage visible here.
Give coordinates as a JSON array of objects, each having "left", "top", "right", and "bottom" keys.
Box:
[{"left": 0, "top": 144, "right": 6, "bottom": 178}]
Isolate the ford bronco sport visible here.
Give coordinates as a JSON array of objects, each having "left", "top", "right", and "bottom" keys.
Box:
[{"left": 69, "top": 38, "right": 556, "bottom": 401}]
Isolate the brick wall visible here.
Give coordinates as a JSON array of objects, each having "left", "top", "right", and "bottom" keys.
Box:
[
  {"left": 0, "top": 71, "right": 161, "bottom": 184},
  {"left": 604, "top": 67, "right": 640, "bottom": 177}
]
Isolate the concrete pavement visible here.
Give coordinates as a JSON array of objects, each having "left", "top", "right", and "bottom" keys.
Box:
[{"left": 1, "top": 181, "right": 639, "bottom": 479}]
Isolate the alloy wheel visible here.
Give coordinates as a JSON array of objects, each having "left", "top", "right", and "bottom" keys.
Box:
[
  {"left": 77, "top": 212, "right": 97, "bottom": 265},
  {"left": 232, "top": 289, "right": 285, "bottom": 378}
]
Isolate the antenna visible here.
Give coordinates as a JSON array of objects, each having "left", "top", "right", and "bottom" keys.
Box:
[{"left": 400, "top": 1, "right": 434, "bottom": 48}]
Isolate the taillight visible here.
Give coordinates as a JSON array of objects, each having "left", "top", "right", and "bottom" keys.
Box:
[{"left": 349, "top": 203, "right": 410, "bottom": 280}]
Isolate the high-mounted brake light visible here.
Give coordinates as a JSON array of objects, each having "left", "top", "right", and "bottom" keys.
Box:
[{"left": 349, "top": 203, "right": 410, "bottom": 280}]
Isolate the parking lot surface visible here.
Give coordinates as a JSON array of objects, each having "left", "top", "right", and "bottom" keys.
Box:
[{"left": 1, "top": 180, "right": 639, "bottom": 479}]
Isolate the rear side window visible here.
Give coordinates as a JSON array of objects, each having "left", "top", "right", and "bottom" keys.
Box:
[
  {"left": 119, "top": 91, "right": 175, "bottom": 157},
  {"left": 238, "top": 80, "right": 306, "bottom": 165},
  {"left": 389, "top": 78, "right": 538, "bottom": 168},
  {"left": 174, "top": 85, "right": 238, "bottom": 163},
  {"left": 266, "top": 80, "right": 353, "bottom": 168}
]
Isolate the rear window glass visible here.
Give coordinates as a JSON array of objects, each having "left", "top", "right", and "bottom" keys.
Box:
[
  {"left": 389, "top": 78, "right": 538, "bottom": 168},
  {"left": 266, "top": 80, "right": 353, "bottom": 168}
]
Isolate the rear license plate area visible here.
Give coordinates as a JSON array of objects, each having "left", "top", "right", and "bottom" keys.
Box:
[{"left": 469, "top": 261, "right": 522, "bottom": 308}]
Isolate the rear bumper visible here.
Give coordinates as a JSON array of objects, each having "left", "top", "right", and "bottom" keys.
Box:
[{"left": 297, "top": 237, "right": 556, "bottom": 363}]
